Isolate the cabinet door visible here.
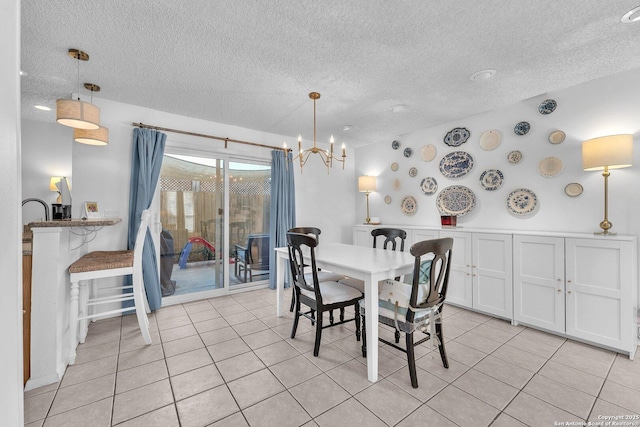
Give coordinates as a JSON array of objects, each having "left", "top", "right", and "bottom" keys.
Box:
[
  {"left": 513, "top": 235, "right": 565, "bottom": 333},
  {"left": 565, "top": 238, "right": 634, "bottom": 352},
  {"left": 472, "top": 233, "right": 513, "bottom": 319},
  {"left": 410, "top": 229, "right": 439, "bottom": 248},
  {"left": 439, "top": 230, "right": 472, "bottom": 308},
  {"left": 353, "top": 227, "right": 371, "bottom": 247}
]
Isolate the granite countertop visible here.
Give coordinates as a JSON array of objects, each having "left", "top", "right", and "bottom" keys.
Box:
[{"left": 28, "top": 217, "right": 122, "bottom": 228}]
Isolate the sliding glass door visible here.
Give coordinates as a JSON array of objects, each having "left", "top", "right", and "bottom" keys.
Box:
[{"left": 157, "top": 153, "right": 271, "bottom": 300}]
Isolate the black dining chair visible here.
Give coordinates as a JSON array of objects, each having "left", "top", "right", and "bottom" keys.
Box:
[
  {"left": 287, "top": 232, "right": 363, "bottom": 357},
  {"left": 360, "top": 237, "right": 453, "bottom": 388},
  {"left": 287, "top": 227, "right": 344, "bottom": 313}
]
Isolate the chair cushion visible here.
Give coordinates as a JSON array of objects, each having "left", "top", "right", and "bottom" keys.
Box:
[
  {"left": 69, "top": 250, "right": 133, "bottom": 273},
  {"left": 378, "top": 259, "right": 432, "bottom": 316},
  {"left": 300, "top": 281, "right": 363, "bottom": 305},
  {"left": 338, "top": 277, "right": 364, "bottom": 293},
  {"left": 305, "top": 271, "right": 345, "bottom": 283}
]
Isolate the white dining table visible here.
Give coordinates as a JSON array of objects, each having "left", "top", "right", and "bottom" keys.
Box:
[{"left": 274, "top": 242, "right": 415, "bottom": 383}]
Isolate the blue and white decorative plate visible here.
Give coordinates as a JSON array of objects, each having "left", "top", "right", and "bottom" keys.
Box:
[
  {"left": 439, "top": 151, "right": 474, "bottom": 178},
  {"left": 507, "top": 188, "right": 538, "bottom": 216},
  {"left": 444, "top": 127, "right": 470, "bottom": 147},
  {"left": 437, "top": 185, "right": 476, "bottom": 217},
  {"left": 420, "top": 177, "right": 438, "bottom": 195},
  {"left": 479, "top": 169, "right": 504, "bottom": 191},
  {"left": 403, "top": 147, "right": 413, "bottom": 158},
  {"left": 401, "top": 195, "right": 417, "bottom": 215},
  {"left": 391, "top": 140, "right": 400, "bottom": 150},
  {"left": 507, "top": 150, "right": 523, "bottom": 164},
  {"left": 514, "top": 121, "right": 530, "bottom": 135},
  {"left": 409, "top": 167, "right": 418, "bottom": 177},
  {"left": 538, "top": 99, "right": 557, "bottom": 115}
]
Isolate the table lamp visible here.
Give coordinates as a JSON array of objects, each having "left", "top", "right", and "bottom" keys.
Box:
[
  {"left": 358, "top": 176, "right": 377, "bottom": 224},
  {"left": 49, "top": 176, "right": 66, "bottom": 203},
  {"left": 582, "top": 134, "right": 633, "bottom": 234}
]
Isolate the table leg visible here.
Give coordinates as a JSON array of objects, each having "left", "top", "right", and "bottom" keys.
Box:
[
  {"left": 276, "top": 250, "right": 285, "bottom": 317},
  {"left": 364, "top": 274, "right": 378, "bottom": 382}
]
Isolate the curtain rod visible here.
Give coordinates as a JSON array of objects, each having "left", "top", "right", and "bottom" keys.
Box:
[{"left": 132, "top": 122, "right": 290, "bottom": 153}]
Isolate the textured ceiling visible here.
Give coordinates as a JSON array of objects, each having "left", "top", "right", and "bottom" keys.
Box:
[{"left": 20, "top": 0, "right": 640, "bottom": 147}]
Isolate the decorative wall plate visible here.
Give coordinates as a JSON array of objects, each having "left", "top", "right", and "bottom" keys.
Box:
[
  {"left": 538, "top": 157, "right": 563, "bottom": 178},
  {"left": 548, "top": 130, "right": 566, "bottom": 144},
  {"left": 409, "top": 167, "right": 418, "bottom": 177},
  {"left": 479, "top": 130, "right": 502, "bottom": 151},
  {"left": 393, "top": 179, "right": 401, "bottom": 191},
  {"left": 420, "top": 177, "right": 438, "bottom": 195},
  {"left": 507, "top": 150, "right": 523, "bottom": 164},
  {"left": 439, "top": 151, "right": 474, "bottom": 178},
  {"left": 384, "top": 195, "right": 392, "bottom": 204},
  {"left": 392, "top": 140, "right": 400, "bottom": 150},
  {"left": 507, "top": 188, "right": 538, "bottom": 216},
  {"left": 514, "top": 121, "right": 530, "bottom": 135},
  {"left": 479, "top": 169, "right": 504, "bottom": 191},
  {"left": 538, "top": 99, "right": 557, "bottom": 115},
  {"left": 421, "top": 144, "right": 437, "bottom": 161},
  {"left": 437, "top": 185, "right": 476, "bottom": 217},
  {"left": 391, "top": 162, "right": 399, "bottom": 171},
  {"left": 444, "top": 127, "right": 470, "bottom": 147},
  {"left": 403, "top": 147, "right": 413, "bottom": 158},
  {"left": 401, "top": 196, "right": 417, "bottom": 215},
  {"left": 565, "top": 183, "right": 583, "bottom": 197}
]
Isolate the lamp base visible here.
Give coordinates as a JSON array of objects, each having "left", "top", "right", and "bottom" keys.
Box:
[{"left": 594, "top": 231, "right": 617, "bottom": 236}]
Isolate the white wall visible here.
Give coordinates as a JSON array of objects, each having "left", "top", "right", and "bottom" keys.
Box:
[
  {"left": 354, "top": 67, "right": 640, "bottom": 239},
  {"left": 0, "top": 0, "right": 24, "bottom": 424}
]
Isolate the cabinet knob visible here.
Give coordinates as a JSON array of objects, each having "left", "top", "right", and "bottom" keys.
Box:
[
  {"left": 466, "top": 273, "right": 470, "bottom": 276},
  {"left": 567, "top": 290, "right": 572, "bottom": 294},
  {"left": 557, "top": 289, "right": 561, "bottom": 293},
  {"left": 472, "top": 274, "right": 476, "bottom": 277},
  {"left": 557, "top": 278, "right": 562, "bottom": 282},
  {"left": 567, "top": 280, "right": 572, "bottom": 283},
  {"left": 466, "top": 264, "right": 470, "bottom": 267}
]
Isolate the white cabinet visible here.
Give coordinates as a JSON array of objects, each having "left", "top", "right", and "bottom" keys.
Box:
[
  {"left": 565, "top": 238, "right": 636, "bottom": 354},
  {"left": 409, "top": 229, "right": 439, "bottom": 247},
  {"left": 514, "top": 235, "right": 637, "bottom": 357},
  {"left": 353, "top": 226, "right": 372, "bottom": 247},
  {"left": 514, "top": 235, "right": 565, "bottom": 333},
  {"left": 439, "top": 230, "right": 513, "bottom": 319}
]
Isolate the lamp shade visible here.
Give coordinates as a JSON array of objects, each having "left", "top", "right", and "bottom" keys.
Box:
[
  {"left": 74, "top": 126, "right": 109, "bottom": 145},
  {"left": 583, "top": 134, "right": 634, "bottom": 171},
  {"left": 56, "top": 99, "right": 100, "bottom": 130},
  {"left": 50, "top": 176, "right": 64, "bottom": 191},
  {"left": 358, "top": 175, "right": 377, "bottom": 193}
]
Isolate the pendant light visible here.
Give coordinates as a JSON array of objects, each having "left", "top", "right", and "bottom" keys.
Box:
[
  {"left": 56, "top": 49, "right": 100, "bottom": 130},
  {"left": 73, "top": 84, "right": 109, "bottom": 145}
]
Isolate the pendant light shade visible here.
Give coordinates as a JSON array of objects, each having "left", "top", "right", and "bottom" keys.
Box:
[
  {"left": 56, "top": 99, "right": 100, "bottom": 130},
  {"left": 74, "top": 125, "right": 108, "bottom": 145}
]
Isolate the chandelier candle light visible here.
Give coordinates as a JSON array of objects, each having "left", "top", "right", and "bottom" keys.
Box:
[
  {"left": 293, "top": 92, "right": 346, "bottom": 173},
  {"left": 582, "top": 134, "right": 634, "bottom": 235},
  {"left": 358, "top": 176, "right": 377, "bottom": 224}
]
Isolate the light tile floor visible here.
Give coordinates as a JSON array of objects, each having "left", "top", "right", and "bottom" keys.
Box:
[{"left": 24, "top": 288, "right": 640, "bottom": 426}]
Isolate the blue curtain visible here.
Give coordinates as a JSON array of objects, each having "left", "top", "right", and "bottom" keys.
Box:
[
  {"left": 268, "top": 150, "right": 296, "bottom": 289},
  {"left": 127, "top": 128, "right": 166, "bottom": 310}
]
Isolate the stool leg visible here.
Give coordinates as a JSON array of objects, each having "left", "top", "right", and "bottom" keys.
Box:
[
  {"left": 78, "top": 281, "right": 89, "bottom": 343},
  {"left": 69, "top": 280, "right": 80, "bottom": 365}
]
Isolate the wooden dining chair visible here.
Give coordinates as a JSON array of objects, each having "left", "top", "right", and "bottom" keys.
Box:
[
  {"left": 287, "top": 227, "right": 344, "bottom": 313},
  {"left": 360, "top": 237, "right": 453, "bottom": 388},
  {"left": 287, "top": 232, "right": 362, "bottom": 356},
  {"left": 67, "top": 210, "right": 153, "bottom": 365}
]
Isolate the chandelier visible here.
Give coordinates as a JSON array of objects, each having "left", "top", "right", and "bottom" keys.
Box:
[{"left": 292, "top": 92, "right": 346, "bottom": 173}]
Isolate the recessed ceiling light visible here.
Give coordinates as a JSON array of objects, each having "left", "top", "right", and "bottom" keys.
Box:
[
  {"left": 470, "top": 69, "right": 497, "bottom": 81},
  {"left": 621, "top": 6, "right": 640, "bottom": 23},
  {"left": 34, "top": 105, "right": 51, "bottom": 111},
  {"left": 390, "top": 104, "right": 407, "bottom": 113},
  {"left": 341, "top": 125, "right": 353, "bottom": 131}
]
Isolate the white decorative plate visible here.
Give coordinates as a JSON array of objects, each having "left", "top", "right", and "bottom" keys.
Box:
[
  {"left": 479, "top": 169, "right": 504, "bottom": 191},
  {"left": 507, "top": 150, "right": 523, "bottom": 164},
  {"left": 393, "top": 179, "right": 401, "bottom": 191},
  {"left": 439, "top": 151, "right": 474, "bottom": 178},
  {"left": 420, "top": 177, "right": 438, "bottom": 195},
  {"left": 565, "top": 183, "right": 583, "bottom": 197},
  {"left": 391, "top": 162, "right": 398, "bottom": 171},
  {"left": 384, "top": 195, "right": 392, "bottom": 204},
  {"left": 421, "top": 144, "right": 437, "bottom": 161},
  {"left": 437, "top": 185, "right": 476, "bottom": 217},
  {"left": 401, "top": 196, "right": 417, "bottom": 216},
  {"left": 538, "top": 157, "right": 563, "bottom": 178},
  {"left": 507, "top": 188, "right": 538, "bottom": 216},
  {"left": 548, "top": 130, "right": 566, "bottom": 144},
  {"left": 444, "top": 127, "right": 470, "bottom": 147},
  {"left": 479, "top": 130, "right": 502, "bottom": 151},
  {"left": 409, "top": 167, "right": 418, "bottom": 177}
]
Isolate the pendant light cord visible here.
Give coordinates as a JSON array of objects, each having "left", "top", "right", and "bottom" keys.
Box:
[{"left": 76, "top": 55, "right": 81, "bottom": 101}]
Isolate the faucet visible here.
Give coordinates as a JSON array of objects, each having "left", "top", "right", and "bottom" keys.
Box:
[{"left": 22, "top": 198, "right": 50, "bottom": 221}]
